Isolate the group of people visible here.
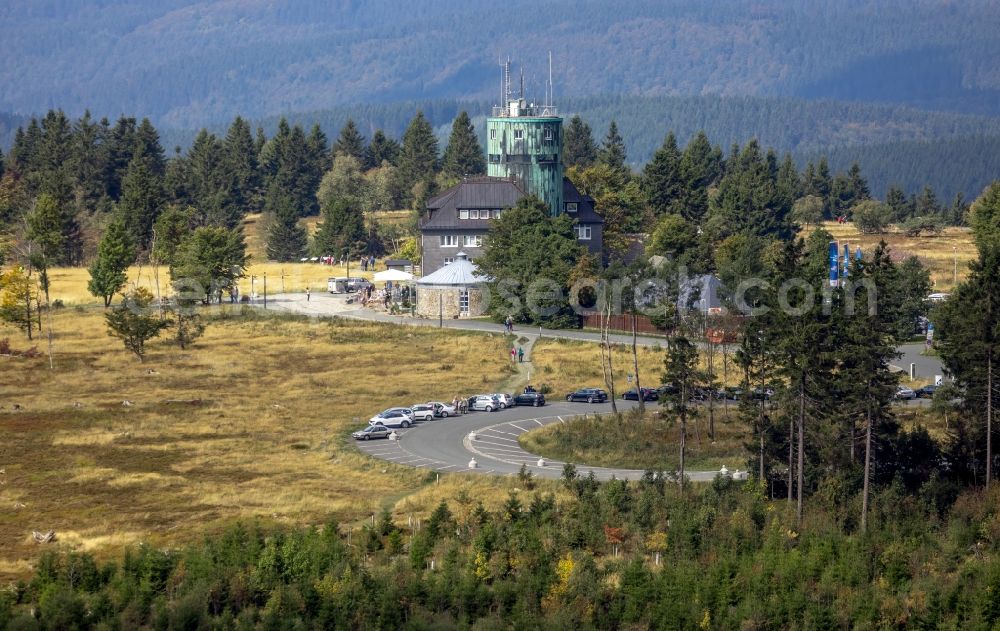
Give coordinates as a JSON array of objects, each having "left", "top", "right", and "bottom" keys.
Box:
[
  {"left": 503, "top": 315, "right": 515, "bottom": 334},
  {"left": 510, "top": 345, "right": 525, "bottom": 363},
  {"left": 360, "top": 255, "right": 377, "bottom": 272},
  {"left": 451, "top": 396, "right": 470, "bottom": 414}
]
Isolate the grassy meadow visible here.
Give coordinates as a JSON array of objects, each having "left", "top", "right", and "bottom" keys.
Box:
[
  {"left": 0, "top": 307, "right": 530, "bottom": 581},
  {"left": 819, "top": 221, "right": 975, "bottom": 290}
]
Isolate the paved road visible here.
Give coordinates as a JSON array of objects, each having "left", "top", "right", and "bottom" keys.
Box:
[{"left": 353, "top": 398, "right": 731, "bottom": 482}]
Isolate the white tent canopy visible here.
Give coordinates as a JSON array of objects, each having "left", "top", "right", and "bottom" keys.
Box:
[{"left": 374, "top": 269, "right": 413, "bottom": 282}]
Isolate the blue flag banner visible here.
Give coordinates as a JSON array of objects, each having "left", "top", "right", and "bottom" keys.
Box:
[
  {"left": 829, "top": 242, "right": 840, "bottom": 287},
  {"left": 843, "top": 243, "right": 851, "bottom": 279}
]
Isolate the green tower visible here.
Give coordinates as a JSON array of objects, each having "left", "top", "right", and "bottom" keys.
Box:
[{"left": 486, "top": 73, "right": 563, "bottom": 216}]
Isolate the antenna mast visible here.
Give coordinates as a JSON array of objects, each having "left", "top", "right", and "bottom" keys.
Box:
[
  {"left": 519, "top": 66, "right": 524, "bottom": 100},
  {"left": 548, "top": 51, "right": 553, "bottom": 106}
]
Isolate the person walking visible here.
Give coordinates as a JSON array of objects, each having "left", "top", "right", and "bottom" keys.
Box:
[
  {"left": 518, "top": 346, "right": 524, "bottom": 363},
  {"left": 306, "top": 287, "right": 311, "bottom": 302},
  {"left": 510, "top": 346, "right": 516, "bottom": 362}
]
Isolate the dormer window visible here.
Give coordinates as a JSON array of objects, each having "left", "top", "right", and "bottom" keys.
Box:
[
  {"left": 459, "top": 209, "right": 469, "bottom": 219},
  {"left": 566, "top": 202, "right": 578, "bottom": 213},
  {"left": 545, "top": 126, "right": 553, "bottom": 141}
]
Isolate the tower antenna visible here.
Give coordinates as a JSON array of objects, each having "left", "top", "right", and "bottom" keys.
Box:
[
  {"left": 519, "top": 65, "right": 524, "bottom": 100},
  {"left": 549, "top": 50, "right": 556, "bottom": 106}
]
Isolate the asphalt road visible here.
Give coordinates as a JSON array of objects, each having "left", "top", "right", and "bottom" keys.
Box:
[{"left": 356, "top": 398, "right": 745, "bottom": 483}]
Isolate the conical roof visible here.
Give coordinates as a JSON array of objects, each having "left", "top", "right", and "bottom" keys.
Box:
[{"left": 417, "top": 252, "right": 489, "bottom": 286}]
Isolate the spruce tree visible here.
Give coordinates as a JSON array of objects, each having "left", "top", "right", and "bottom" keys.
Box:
[
  {"left": 398, "top": 112, "right": 438, "bottom": 206},
  {"left": 88, "top": 216, "right": 135, "bottom": 307},
  {"left": 366, "top": 130, "right": 400, "bottom": 169},
  {"left": 597, "top": 120, "right": 627, "bottom": 174},
  {"left": 563, "top": 115, "right": 597, "bottom": 168},
  {"left": 641, "top": 132, "right": 683, "bottom": 217},
  {"left": 223, "top": 116, "right": 260, "bottom": 216},
  {"left": 134, "top": 118, "right": 166, "bottom": 177},
  {"left": 441, "top": 111, "right": 485, "bottom": 179},
  {"left": 105, "top": 116, "right": 137, "bottom": 200},
  {"left": 265, "top": 189, "right": 307, "bottom": 262},
  {"left": 118, "top": 156, "right": 165, "bottom": 250},
  {"left": 72, "top": 110, "right": 109, "bottom": 215},
  {"left": 312, "top": 197, "right": 365, "bottom": 257},
  {"left": 333, "top": 119, "right": 367, "bottom": 164}
]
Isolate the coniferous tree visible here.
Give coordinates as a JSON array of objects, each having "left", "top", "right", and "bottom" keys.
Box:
[
  {"left": 134, "top": 118, "right": 166, "bottom": 177},
  {"left": 397, "top": 112, "right": 438, "bottom": 206},
  {"left": 312, "top": 197, "right": 366, "bottom": 257},
  {"left": 885, "top": 185, "right": 910, "bottom": 222},
  {"left": 265, "top": 189, "right": 307, "bottom": 262},
  {"left": 117, "top": 156, "right": 165, "bottom": 250},
  {"left": 26, "top": 193, "right": 65, "bottom": 299},
  {"left": 333, "top": 119, "right": 367, "bottom": 164},
  {"left": 441, "top": 111, "right": 485, "bottom": 179},
  {"left": 366, "top": 130, "right": 400, "bottom": 169},
  {"left": 662, "top": 334, "right": 702, "bottom": 489},
  {"left": 675, "top": 131, "right": 721, "bottom": 224},
  {"left": 171, "top": 226, "right": 248, "bottom": 303},
  {"left": 35, "top": 110, "right": 75, "bottom": 207},
  {"left": 105, "top": 287, "right": 170, "bottom": 361},
  {"left": 152, "top": 205, "right": 196, "bottom": 268},
  {"left": 88, "top": 216, "right": 135, "bottom": 307},
  {"left": 105, "top": 116, "right": 137, "bottom": 200},
  {"left": 223, "top": 116, "right": 260, "bottom": 216},
  {"left": 72, "top": 110, "right": 109, "bottom": 215},
  {"left": 916, "top": 185, "right": 941, "bottom": 218},
  {"left": 563, "top": 115, "right": 597, "bottom": 168},
  {"left": 641, "top": 132, "right": 682, "bottom": 217},
  {"left": 597, "top": 120, "right": 627, "bottom": 174}
]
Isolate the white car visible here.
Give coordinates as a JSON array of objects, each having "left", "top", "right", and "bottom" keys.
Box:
[
  {"left": 895, "top": 386, "right": 916, "bottom": 401},
  {"left": 369, "top": 408, "right": 414, "bottom": 428},
  {"left": 409, "top": 404, "right": 436, "bottom": 422},
  {"left": 491, "top": 393, "right": 515, "bottom": 409},
  {"left": 427, "top": 401, "right": 456, "bottom": 418}
]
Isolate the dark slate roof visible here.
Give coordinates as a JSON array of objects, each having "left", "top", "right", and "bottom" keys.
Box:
[
  {"left": 422, "top": 177, "right": 525, "bottom": 230},
  {"left": 563, "top": 178, "right": 604, "bottom": 225},
  {"left": 384, "top": 259, "right": 412, "bottom": 266},
  {"left": 421, "top": 175, "right": 603, "bottom": 230}
]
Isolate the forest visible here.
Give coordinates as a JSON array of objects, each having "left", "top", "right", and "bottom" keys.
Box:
[{"left": 2, "top": 0, "right": 999, "bottom": 124}]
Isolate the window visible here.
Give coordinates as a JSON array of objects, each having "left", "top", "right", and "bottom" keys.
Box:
[
  {"left": 489, "top": 154, "right": 501, "bottom": 163},
  {"left": 575, "top": 226, "right": 592, "bottom": 240},
  {"left": 490, "top": 129, "right": 496, "bottom": 140},
  {"left": 464, "top": 234, "right": 483, "bottom": 248},
  {"left": 469, "top": 209, "right": 479, "bottom": 219},
  {"left": 566, "top": 202, "right": 578, "bottom": 213},
  {"left": 440, "top": 235, "right": 458, "bottom": 247},
  {"left": 545, "top": 126, "right": 553, "bottom": 141},
  {"left": 493, "top": 209, "right": 502, "bottom": 219},
  {"left": 459, "top": 209, "right": 469, "bottom": 219},
  {"left": 443, "top": 257, "right": 455, "bottom": 265},
  {"left": 459, "top": 289, "right": 470, "bottom": 314},
  {"left": 514, "top": 129, "right": 524, "bottom": 140}
]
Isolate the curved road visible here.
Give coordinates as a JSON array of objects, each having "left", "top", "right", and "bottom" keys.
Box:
[{"left": 354, "top": 399, "right": 733, "bottom": 483}]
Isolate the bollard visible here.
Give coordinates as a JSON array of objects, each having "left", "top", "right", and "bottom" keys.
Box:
[
  {"left": 910, "top": 363, "right": 917, "bottom": 380},
  {"left": 537, "top": 457, "right": 546, "bottom": 467},
  {"left": 719, "top": 465, "right": 730, "bottom": 477},
  {"left": 388, "top": 431, "right": 398, "bottom": 441},
  {"left": 468, "top": 457, "right": 478, "bottom": 469},
  {"left": 468, "top": 431, "right": 478, "bottom": 441}
]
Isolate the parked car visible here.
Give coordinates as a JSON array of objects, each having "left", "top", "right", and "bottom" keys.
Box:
[
  {"left": 750, "top": 387, "right": 775, "bottom": 401},
  {"left": 915, "top": 384, "right": 938, "bottom": 399},
  {"left": 895, "top": 386, "right": 917, "bottom": 401},
  {"left": 514, "top": 391, "right": 546, "bottom": 407},
  {"left": 724, "top": 387, "right": 744, "bottom": 401},
  {"left": 566, "top": 388, "right": 608, "bottom": 403},
  {"left": 492, "top": 393, "right": 515, "bottom": 409},
  {"left": 352, "top": 424, "right": 392, "bottom": 440},
  {"left": 427, "top": 401, "right": 456, "bottom": 417},
  {"left": 471, "top": 395, "right": 501, "bottom": 412},
  {"left": 622, "top": 388, "right": 659, "bottom": 401},
  {"left": 409, "top": 404, "right": 436, "bottom": 422},
  {"left": 369, "top": 408, "right": 414, "bottom": 428}
]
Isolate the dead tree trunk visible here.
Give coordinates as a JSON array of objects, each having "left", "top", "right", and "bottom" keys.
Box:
[
  {"left": 797, "top": 376, "right": 806, "bottom": 526},
  {"left": 632, "top": 311, "right": 644, "bottom": 414}
]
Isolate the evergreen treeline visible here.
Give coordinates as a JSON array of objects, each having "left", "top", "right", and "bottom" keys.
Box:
[
  {"left": 3, "top": 0, "right": 999, "bottom": 122},
  {"left": 7, "top": 476, "right": 1000, "bottom": 628}
]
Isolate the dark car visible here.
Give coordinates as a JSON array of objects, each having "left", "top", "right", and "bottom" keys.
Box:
[
  {"left": 622, "top": 387, "right": 659, "bottom": 401},
  {"left": 352, "top": 424, "right": 392, "bottom": 440},
  {"left": 514, "top": 392, "right": 546, "bottom": 407},
  {"left": 566, "top": 388, "right": 608, "bottom": 403},
  {"left": 915, "top": 384, "right": 938, "bottom": 399}
]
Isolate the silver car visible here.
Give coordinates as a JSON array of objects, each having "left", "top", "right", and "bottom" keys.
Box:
[
  {"left": 353, "top": 424, "right": 391, "bottom": 440},
  {"left": 471, "top": 395, "right": 500, "bottom": 412},
  {"left": 491, "top": 393, "right": 515, "bottom": 409}
]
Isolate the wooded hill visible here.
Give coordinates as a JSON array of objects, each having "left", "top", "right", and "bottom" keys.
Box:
[{"left": 2, "top": 0, "right": 999, "bottom": 126}]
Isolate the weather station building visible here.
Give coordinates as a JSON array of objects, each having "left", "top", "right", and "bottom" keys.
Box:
[{"left": 419, "top": 61, "right": 603, "bottom": 284}]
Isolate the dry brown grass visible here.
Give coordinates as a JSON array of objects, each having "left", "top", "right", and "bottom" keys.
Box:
[
  {"left": 0, "top": 308, "right": 515, "bottom": 581},
  {"left": 818, "top": 221, "right": 976, "bottom": 290},
  {"left": 530, "top": 337, "right": 665, "bottom": 397}
]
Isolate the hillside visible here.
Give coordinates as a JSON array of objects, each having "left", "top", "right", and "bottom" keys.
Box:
[{"left": 1, "top": 0, "right": 999, "bottom": 126}]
